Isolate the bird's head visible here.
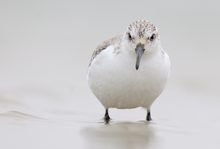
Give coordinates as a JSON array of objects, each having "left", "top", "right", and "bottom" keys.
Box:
[{"left": 122, "top": 20, "right": 160, "bottom": 70}]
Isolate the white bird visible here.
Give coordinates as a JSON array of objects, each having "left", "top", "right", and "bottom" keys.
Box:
[{"left": 87, "top": 20, "right": 170, "bottom": 123}]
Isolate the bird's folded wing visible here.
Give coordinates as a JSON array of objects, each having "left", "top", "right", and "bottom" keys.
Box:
[{"left": 89, "top": 35, "right": 122, "bottom": 66}]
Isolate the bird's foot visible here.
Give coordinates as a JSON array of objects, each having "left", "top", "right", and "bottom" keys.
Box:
[
  {"left": 146, "top": 110, "right": 152, "bottom": 121},
  {"left": 104, "top": 109, "right": 111, "bottom": 124}
]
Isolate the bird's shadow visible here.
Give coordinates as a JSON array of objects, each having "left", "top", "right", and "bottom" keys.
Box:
[{"left": 80, "top": 121, "right": 157, "bottom": 149}]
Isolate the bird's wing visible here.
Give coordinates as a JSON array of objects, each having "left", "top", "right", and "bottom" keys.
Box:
[{"left": 89, "top": 35, "right": 122, "bottom": 66}]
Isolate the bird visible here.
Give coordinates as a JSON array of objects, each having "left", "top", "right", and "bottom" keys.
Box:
[{"left": 87, "top": 20, "right": 170, "bottom": 123}]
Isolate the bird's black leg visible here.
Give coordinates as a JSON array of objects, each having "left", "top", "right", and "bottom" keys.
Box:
[
  {"left": 104, "top": 109, "right": 110, "bottom": 124},
  {"left": 146, "top": 109, "right": 152, "bottom": 121}
]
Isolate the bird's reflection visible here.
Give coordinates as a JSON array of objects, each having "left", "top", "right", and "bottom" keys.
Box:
[{"left": 81, "top": 121, "right": 157, "bottom": 149}]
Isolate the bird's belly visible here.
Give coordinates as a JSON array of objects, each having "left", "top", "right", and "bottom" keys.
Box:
[{"left": 88, "top": 50, "right": 170, "bottom": 109}]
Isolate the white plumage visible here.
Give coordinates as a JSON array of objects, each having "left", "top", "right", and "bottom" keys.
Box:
[{"left": 87, "top": 20, "right": 170, "bottom": 122}]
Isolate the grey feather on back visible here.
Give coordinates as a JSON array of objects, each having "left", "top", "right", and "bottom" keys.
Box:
[{"left": 89, "top": 35, "right": 122, "bottom": 66}]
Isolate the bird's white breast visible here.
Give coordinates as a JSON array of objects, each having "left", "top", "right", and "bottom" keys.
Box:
[{"left": 88, "top": 46, "right": 170, "bottom": 109}]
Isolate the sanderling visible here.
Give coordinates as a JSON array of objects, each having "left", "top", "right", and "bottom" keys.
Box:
[{"left": 87, "top": 20, "right": 170, "bottom": 123}]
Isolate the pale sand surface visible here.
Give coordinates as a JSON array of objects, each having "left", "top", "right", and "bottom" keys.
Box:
[{"left": 0, "top": 83, "right": 219, "bottom": 149}]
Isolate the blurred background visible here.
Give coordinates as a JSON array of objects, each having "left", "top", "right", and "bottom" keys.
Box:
[{"left": 0, "top": 0, "right": 219, "bottom": 149}]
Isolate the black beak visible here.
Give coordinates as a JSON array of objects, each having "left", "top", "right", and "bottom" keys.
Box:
[{"left": 135, "top": 43, "right": 145, "bottom": 70}]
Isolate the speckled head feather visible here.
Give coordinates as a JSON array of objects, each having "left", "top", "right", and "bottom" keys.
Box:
[
  {"left": 127, "top": 20, "right": 158, "bottom": 38},
  {"left": 89, "top": 20, "right": 159, "bottom": 66}
]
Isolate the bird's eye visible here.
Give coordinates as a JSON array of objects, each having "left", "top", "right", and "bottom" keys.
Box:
[
  {"left": 127, "top": 33, "right": 132, "bottom": 41},
  {"left": 150, "top": 34, "right": 156, "bottom": 41}
]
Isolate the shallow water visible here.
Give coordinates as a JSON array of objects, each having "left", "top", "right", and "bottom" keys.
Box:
[{"left": 0, "top": 83, "right": 219, "bottom": 149}]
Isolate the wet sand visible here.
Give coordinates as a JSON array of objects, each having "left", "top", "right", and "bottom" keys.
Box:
[{"left": 0, "top": 83, "right": 219, "bottom": 149}]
